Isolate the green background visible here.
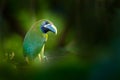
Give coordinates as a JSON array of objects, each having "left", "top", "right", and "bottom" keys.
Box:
[{"left": 0, "top": 0, "right": 120, "bottom": 80}]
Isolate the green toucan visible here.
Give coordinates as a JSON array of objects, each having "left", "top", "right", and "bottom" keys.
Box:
[{"left": 23, "top": 19, "right": 57, "bottom": 63}]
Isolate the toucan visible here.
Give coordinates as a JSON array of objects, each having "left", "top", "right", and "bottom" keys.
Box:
[{"left": 23, "top": 19, "right": 57, "bottom": 63}]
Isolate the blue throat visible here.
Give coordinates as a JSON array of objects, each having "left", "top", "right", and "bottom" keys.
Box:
[
  {"left": 40, "top": 21, "right": 50, "bottom": 33},
  {"left": 41, "top": 26, "right": 49, "bottom": 33}
]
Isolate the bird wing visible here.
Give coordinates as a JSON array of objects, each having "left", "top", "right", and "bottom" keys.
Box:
[{"left": 23, "top": 20, "right": 46, "bottom": 59}]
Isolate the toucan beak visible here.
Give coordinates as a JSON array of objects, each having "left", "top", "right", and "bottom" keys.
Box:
[{"left": 45, "top": 24, "right": 57, "bottom": 35}]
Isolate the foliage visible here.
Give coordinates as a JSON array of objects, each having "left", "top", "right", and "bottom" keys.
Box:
[{"left": 0, "top": 0, "right": 120, "bottom": 80}]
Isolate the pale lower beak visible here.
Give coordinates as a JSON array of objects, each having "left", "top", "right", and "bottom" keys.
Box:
[{"left": 46, "top": 24, "right": 57, "bottom": 35}]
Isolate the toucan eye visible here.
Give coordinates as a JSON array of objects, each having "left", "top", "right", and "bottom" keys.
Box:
[
  {"left": 42, "top": 21, "right": 49, "bottom": 25},
  {"left": 40, "top": 21, "right": 50, "bottom": 33},
  {"left": 45, "top": 21, "right": 49, "bottom": 24}
]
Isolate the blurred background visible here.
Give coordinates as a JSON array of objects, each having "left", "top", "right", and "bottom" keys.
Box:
[{"left": 0, "top": 0, "right": 120, "bottom": 80}]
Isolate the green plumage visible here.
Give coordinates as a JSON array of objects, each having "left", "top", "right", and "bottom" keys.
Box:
[{"left": 23, "top": 20, "right": 49, "bottom": 62}]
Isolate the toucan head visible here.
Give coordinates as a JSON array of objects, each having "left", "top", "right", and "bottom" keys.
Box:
[{"left": 40, "top": 20, "right": 57, "bottom": 35}]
